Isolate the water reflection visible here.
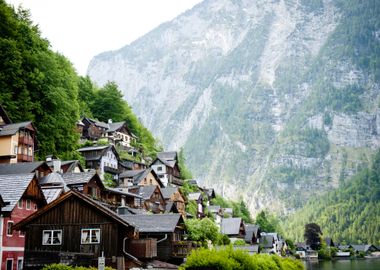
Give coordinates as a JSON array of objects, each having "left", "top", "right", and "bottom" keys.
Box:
[{"left": 304, "top": 258, "right": 380, "bottom": 270}]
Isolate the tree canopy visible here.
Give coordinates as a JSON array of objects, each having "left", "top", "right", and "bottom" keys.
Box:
[{"left": 304, "top": 223, "right": 322, "bottom": 250}]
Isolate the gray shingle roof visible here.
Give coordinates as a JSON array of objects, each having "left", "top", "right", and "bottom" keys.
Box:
[
  {"left": 120, "top": 213, "right": 182, "bottom": 233},
  {"left": 0, "top": 121, "right": 32, "bottom": 136},
  {"left": 136, "top": 185, "right": 158, "bottom": 199},
  {"left": 157, "top": 152, "right": 177, "bottom": 161},
  {"left": 0, "top": 173, "right": 35, "bottom": 211},
  {"left": 119, "top": 170, "right": 144, "bottom": 178},
  {"left": 61, "top": 170, "right": 99, "bottom": 186},
  {"left": 261, "top": 235, "right": 275, "bottom": 248},
  {"left": 0, "top": 161, "right": 46, "bottom": 175},
  {"left": 107, "top": 122, "right": 125, "bottom": 133},
  {"left": 221, "top": 218, "right": 242, "bottom": 235},
  {"left": 39, "top": 172, "right": 65, "bottom": 186},
  {"left": 188, "top": 192, "right": 201, "bottom": 201},
  {"left": 244, "top": 224, "right": 260, "bottom": 242},
  {"left": 77, "top": 145, "right": 109, "bottom": 152},
  {"left": 42, "top": 187, "right": 64, "bottom": 203},
  {"left": 208, "top": 205, "right": 221, "bottom": 213},
  {"left": 105, "top": 187, "right": 144, "bottom": 199},
  {"left": 161, "top": 187, "right": 178, "bottom": 199}
]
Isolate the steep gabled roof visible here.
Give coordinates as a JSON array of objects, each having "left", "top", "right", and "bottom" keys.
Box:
[
  {"left": 120, "top": 213, "right": 183, "bottom": 233},
  {"left": 221, "top": 218, "right": 243, "bottom": 235},
  {"left": 119, "top": 168, "right": 163, "bottom": 187},
  {"left": 39, "top": 172, "right": 66, "bottom": 186},
  {"left": 151, "top": 157, "right": 176, "bottom": 168},
  {"left": 161, "top": 187, "right": 179, "bottom": 200},
  {"left": 157, "top": 151, "right": 177, "bottom": 161},
  {"left": 42, "top": 187, "right": 64, "bottom": 203},
  {"left": 83, "top": 117, "right": 109, "bottom": 129},
  {"left": 136, "top": 185, "right": 159, "bottom": 200},
  {"left": 245, "top": 224, "right": 260, "bottom": 242},
  {"left": 77, "top": 145, "right": 119, "bottom": 161},
  {"left": 0, "top": 161, "right": 49, "bottom": 175},
  {"left": 0, "top": 121, "right": 34, "bottom": 137},
  {"left": 119, "top": 169, "right": 145, "bottom": 179},
  {"left": 0, "top": 173, "right": 41, "bottom": 212},
  {"left": 188, "top": 192, "right": 202, "bottom": 201},
  {"left": 14, "top": 190, "right": 133, "bottom": 231},
  {"left": 208, "top": 205, "right": 221, "bottom": 213},
  {"left": 260, "top": 235, "right": 275, "bottom": 248}
]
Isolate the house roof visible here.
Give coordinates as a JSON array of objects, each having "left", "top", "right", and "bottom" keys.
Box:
[
  {"left": 351, "top": 245, "right": 378, "bottom": 252},
  {"left": 221, "top": 218, "right": 243, "bottom": 235},
  {"left": 61, "top": 170, "right": 103, "bottom": 187},
  {"left": 120, "top": 169, "right": 163, "bottom": 187},
  {"left": 261, "top": 235, "right": 275, "bottom": 248},
  {"left": 77, "top": 145, "right": 119, "bottom": 161},
  {"left": 83, "top": 117, "right": 109, "bottom": 129},
  {"left": 244, "top": 224, "right": 260, "bottom": 242},
  {"left": 188, "top": 192, "right": 202, "bottom": 201},
  {"left": 46, "top": 160, "right": 84, "bottom": 173},
  {"left": 0, "top": 161, "right": 49, "bottom": 175},
  {"left": 42, "top": 187, "right": 64, "bottom": 203},
  {"left": 152, "top": 157, "right": 176, "bottom": 168},
  {"left": 324, "top": 237, "right": 335, "bottom": 247},
  {"left": 120, "top": 213, "right": 183, "bottom": 233},
  {"left": 0, "top": 121, "right": 33, "bottom": 137},
  {"left": 14, "top": 190, "right": 133, "bottom": 231},
  {"left": 165, "top": 201, "right": 179, "bottom": 213},
  {"left": 208, "top": 205, "right": 221, "bottom": 213},
  {"left": 161, "top": 187, "right": 179, "bottom": 200},
  {"left": 223, "top": 208, "right": 233, "bottom": 214},
  {"left": 105, "top": 187, "right": 144, "bottom": 199},
  {"left": 77, "top": 145, "right": 109, "bottom": 152},
  {"left": 119, "top": 169, "right": 145, "bottom": 178},
  {"left": 0, "top": 173, "right": 37, "bottom": 211},
  {"left": 135, "top": 185, "right": 159, "bottom": 200},
  {"left": 157, "top": 152, "right": 177, "bottom": 161}
]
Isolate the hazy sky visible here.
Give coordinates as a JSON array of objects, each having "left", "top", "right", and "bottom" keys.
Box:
[{"left": 6, "top": 0, "right": 203, "bottom": 75}]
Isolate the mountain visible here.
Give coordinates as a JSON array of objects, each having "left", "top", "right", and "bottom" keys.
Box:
[{"left": 88, "top": 0, "right": 380, "bottom": 215}]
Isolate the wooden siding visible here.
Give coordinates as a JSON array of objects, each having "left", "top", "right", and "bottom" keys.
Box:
[{"left": 126, "top": 239, "right": 157, "bottom": 258}]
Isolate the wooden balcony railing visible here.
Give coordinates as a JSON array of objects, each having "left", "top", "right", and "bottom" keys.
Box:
[
  {"left": 18, "top": 136, "right": 34, "bottom": 146},
  {"left": 171, "top": 241, "right": 194, "bottom": 258}
]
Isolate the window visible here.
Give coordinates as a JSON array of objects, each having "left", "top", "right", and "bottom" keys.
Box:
[
  {"left": 157, "top": 166, "right": 162, "bottom": 171},
  {"left": 26, "top": 199, "right": 31, "bottom": 210},
  {"left": 7, "top": 221, "right": 14, "bottom": 236},
  {"left": 81, "top": 228, "right": 100, "bottom": 244},
  {"left": 17, "top": 258, "right": 23, "bottom": 270},
  {"left": 6, "top": 259, "right": 13, "bottom": 270},
  {"left": 159, "top": 175, "right": 164, "bottom": 179},
  {"left": 14, "top": 145, "right": 18, "bottom": 155},
  {"left": 18, "top": 200, "right": 22, "bottom": 209},
  {"left": 42, "top": 230, "right": 62, "bottom": 245}
]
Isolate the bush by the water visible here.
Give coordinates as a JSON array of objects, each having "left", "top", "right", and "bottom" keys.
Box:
[
  {"left": 180, "top": 247, "right": 304, "bottom": 270},
  {"left": 42, "top": 264, "right": 114, "bottom": 270}
]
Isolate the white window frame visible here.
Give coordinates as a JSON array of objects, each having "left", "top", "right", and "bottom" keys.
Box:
[
  {"left": 17, "top": 257, "right": 23, "bottom": 270},
  {"left": 6, "top": 258, "right": 13, "bottom": 270},
  {"left": 17, "top": 199, "right": 23, "bottom": 209},
  {"left": 81, "top": 228, "right": 101, "bottom": 244},
  {"left": 42, "top": 230, "right": 62, "bottom": 245},
  {"left": 19, "top": 230, "right": 25, "bottom": 237},
  {"left": 26, "top": 199, "right": 31, "bottom": 210},
  {"left": 7, "top": 221, "right": 14, "bottom": 236}
]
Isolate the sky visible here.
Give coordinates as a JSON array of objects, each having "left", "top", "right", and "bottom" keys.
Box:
[{"left": 6, "top": 0, "right": 203, "bottom": 75}]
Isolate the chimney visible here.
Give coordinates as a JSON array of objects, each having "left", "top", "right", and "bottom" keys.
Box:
[
  {"left": 108, "top": 119, "right": 112, "bottom": 124},
  {"left": 53, "top": 159, "right": 62, "bottom": 173}
]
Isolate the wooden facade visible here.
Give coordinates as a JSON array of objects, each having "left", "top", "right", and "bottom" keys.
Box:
[{"left": 14, "top": 191, "right": 136, "bottom": 269}]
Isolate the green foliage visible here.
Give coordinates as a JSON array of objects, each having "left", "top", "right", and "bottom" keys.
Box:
[
  {"left": 211, "top": 195, "right": 253, "bottom": 223},
  {"left": 186, "top": 200, "right": 198, "bottom": 217},
  {"left": 255, "top": 211, "right": 279, "bottom": 233},
  {"left": 103, "top": 173, "right": 116, "bottom": 188},
  {"left": 283, "top": 150, "right": 380, "bottom": 244},
  {"left": 42, "top": 264, "right": 115, "bottom": 270},
  {"left": 0, "top": 1, "right": 81, "bottom": 159},
  {"left": 178, "top": 148, "right": 193, "bottom": 180},
  {"left": 185, "top": 218, "right": 219, "bottom": 246},
  {"left": 215, "top": 233, "right": 231, "bottom": 246},
  {"left": 180, "top": 247, "right": 304, "bottom": 270},
  {"left": 233, "top": 239, "right": 247, "bottom": 246},
  {"left": 180, "top": 180, "right": 199, "bottom": 198}
]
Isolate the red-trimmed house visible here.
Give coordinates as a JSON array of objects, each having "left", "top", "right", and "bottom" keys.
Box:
[{"left": 0, "top": 173, "right": 46, "bottom": 270}]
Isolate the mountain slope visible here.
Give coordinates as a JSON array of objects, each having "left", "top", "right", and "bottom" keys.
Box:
[
  {"left": 88, "top": 0, "right": 380, "bottom": 215},
  {"left": 283, "top": 150, "right": 380, "bottom": 244}
]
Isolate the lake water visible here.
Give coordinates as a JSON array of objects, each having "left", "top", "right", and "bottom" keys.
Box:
[{"left": 304, "top": 259, "right": 380, "bottom": 270}]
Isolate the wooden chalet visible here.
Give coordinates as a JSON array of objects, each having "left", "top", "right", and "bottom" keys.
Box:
[
  {"left": 81, "top": 117, "right": 109, "bottom": 140},
  {"left": 77, "top": 145, "right": 119, "bottom": 178},
  {"left": 119, "top": 168, "right": 163, "bottom": 188},
  {"left": 0, "top": 161, "right": 52, "bottom": 180},
  {"left": 14, "top": 190, "right": 142, "bottom": 269},
  {"left": 128, "top": 186, "right": 166, "bottom": 214},
  {"left": 121, "top": 214, "right": 193, "bottom": 262},
  {"left": 220, "top": 218, "right": 246, "bottom": 239},
  {"left": 0, "top": 117, "right": 37, "bottom": 164},
  {"left": 161, "top": 187, "right": 186, "bottom": 216},
  {"left": 103, "top": 187, "right": 145, "bottom": 209},
  {"left": 61, "top": 170, "right": 105, "bottom": 200},
  {"left": 244, "top": 224, "right": 261, "bottom": 245},
  {"left": 0, "top": 173, "right": 46, "bottom": 270},
  {"left": 120, "top": 159, "right": 148, "bottom": 171},
  {"left": 150, "top": 152, "right": 182, "bottom": 187}
]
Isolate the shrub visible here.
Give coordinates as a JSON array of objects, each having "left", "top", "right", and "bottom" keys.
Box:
[{"left": 233, "top": 239, "right": 247, "bottom": 246}]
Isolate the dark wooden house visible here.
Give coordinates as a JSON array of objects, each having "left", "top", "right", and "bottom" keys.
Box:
[
  {"left": 220, "top": 218, "right": 246, "bottom": 239},
  {"left": 161, "top": 187, "right": 186, "bottom": 217},
  {"left": 81, "top": 117, "right": 109, "bottom": 140},
  {"left": 61, "top": 170, "right": 105, "bottom": 200},
  {"left": 14, "top": 190, "right": 140, "bottom": 269},
  {"left": 128, "top": 185, "right": 166, "bottom": 214},
  {"left": 121, "top": 214, "right": 192, "bottom": 262}
]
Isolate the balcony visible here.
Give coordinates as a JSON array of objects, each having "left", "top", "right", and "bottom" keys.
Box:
[
  {"left": 171, "top": 241, "right": 194, "bottom": 258},
  {"left": 17, "top": 154, "right": 33, "bottom": 162},
  {"left": 18, "top": 135, "right": 34, "bottom": 146}
]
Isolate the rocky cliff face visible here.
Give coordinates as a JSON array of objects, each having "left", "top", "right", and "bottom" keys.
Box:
[{"left": 88, "top": 0, "right": 380, "bottom": 215}]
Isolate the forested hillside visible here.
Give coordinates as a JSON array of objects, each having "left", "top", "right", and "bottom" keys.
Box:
[
  {"left": 0, "top": 0, "right": 159, "bottom": 159},
  {"left": 283, "top": 150, "right": 380, "bottom": 244}
]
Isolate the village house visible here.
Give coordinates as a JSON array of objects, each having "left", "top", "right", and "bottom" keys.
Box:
[
  {"left": 103, "top": 120, "right": 137, "bottom": 149},
  {"left": 207, "top": 205, "right": 223, "bottom": 224},
  {"left": 128, "top": 185, "right": 166, "bottom": 214},
  {"left": 160, "top": 187, "right": 186, "bottom": 217},
  {"left": 150, "top": 152, "right": 182, "bottom": 187},
  {"left": 80, "top": 117, "right": 109, "bottom": 141},
  {"left": 244, "top": 224, "right": 261, "bottom": 245},
  {"left": 187, "top": 192, "right": 204, "bottom": 218},
  {"left": 120, "top": 159, "right": 148, "bottom": 171},
  {"left": 220, "top": 217, "right": 246, "bottom": 241},
  {"left": 118, "top": 168, "right": 163, "bottom": 188},
  {"left": 45, "top": 156, "right": 84, "bottom": 173},
  {"left": 103, "top": 187, "right": 145, "bottom": 210},
  {"left": 121, "top": 213, "right": 192, "bottom": 263},
  {"left": 14, "top": 190, "right": 142, "bottom": 269},
  {"left": 77, "top": 145, "right": 119, "bottom": 179},
  {"left": 0, "top": 173, "right": 46, "bottom": 270},
  {"left": 260, "top": 235, "right": 276, "bottom": 254}
]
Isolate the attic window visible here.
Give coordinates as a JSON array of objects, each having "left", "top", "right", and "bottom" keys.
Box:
[
  {"left": 81, "top": 228, "right": 100, "bottom": 244},
  {"left": 157, "top": 166, "right": 162, "bottom": 171},
  {"left": 42, "top": 230, "right": 62, "bottom": 245}
]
